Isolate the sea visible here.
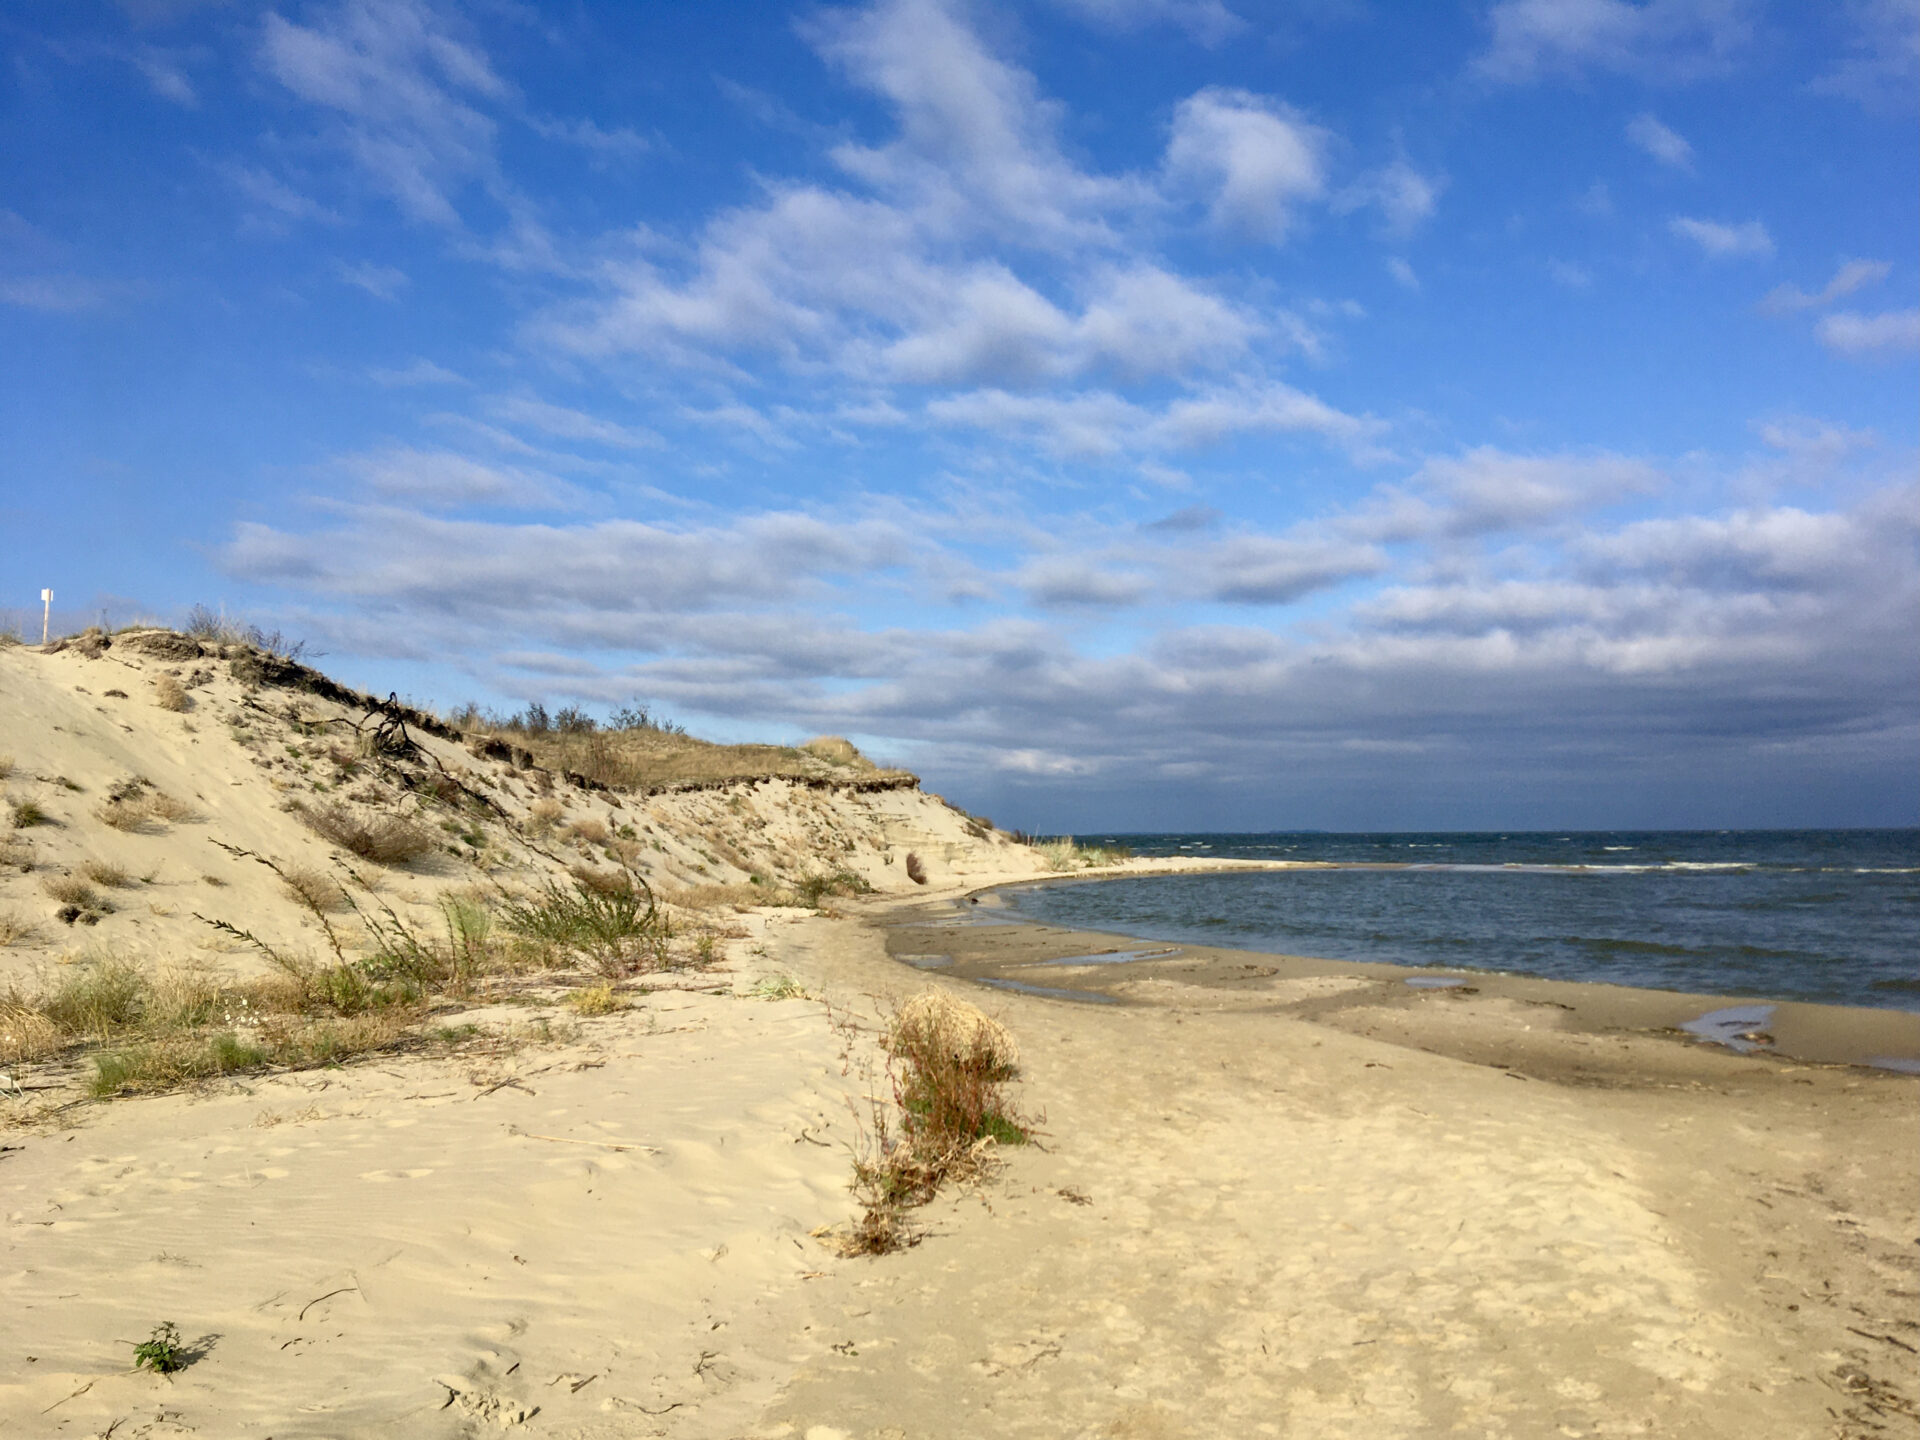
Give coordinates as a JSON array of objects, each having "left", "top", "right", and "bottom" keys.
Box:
[{"left": 998, "top": 830, "right": 1920, "bottom": 1013}]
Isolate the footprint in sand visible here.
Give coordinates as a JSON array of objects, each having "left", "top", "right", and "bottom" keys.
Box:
[{"left": 359, "top": 1168, "right": 434, "bottom": 1181}]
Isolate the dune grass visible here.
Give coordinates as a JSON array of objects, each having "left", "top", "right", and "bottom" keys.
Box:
[
  {"left": 0, "top": 857, "right": 679, "bottom": 1096},
  {"left": 456, "top": 701, "right": 908, "bottom": 792},
  {"left": 1034, "top": 837, "right": 1132, "bottom": 870}
]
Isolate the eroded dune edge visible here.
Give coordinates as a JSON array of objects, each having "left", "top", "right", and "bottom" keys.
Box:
[{"left": 2, "top": 634, "right": 1914, "bottom": 1439}]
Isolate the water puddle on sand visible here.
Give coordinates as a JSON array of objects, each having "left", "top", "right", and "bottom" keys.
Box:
[
  {"left": 897, "top": 954, "right": 953, "bottom": 970},
  {"left": 1679, "top": 1003, "right": 1777, "bottom": 1054},
  {"left": 977, "top": 977, "right": 1121, "bottom": 1004},
  {"left": 1038, "top": 947, "right": 1181, "bottom": 966},
  {"left": 1404, "top": 975, "right": 1469, "bottom": 989}
]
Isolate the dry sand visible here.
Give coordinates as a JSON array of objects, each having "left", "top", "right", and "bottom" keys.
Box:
[{"left": 3, "top": 635, "right": 1916, "bottom": 1437}]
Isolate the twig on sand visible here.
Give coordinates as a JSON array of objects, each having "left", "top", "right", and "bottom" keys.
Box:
[
  {"left": 41, "top": 1381, "right": 93, "bottom": 1413},
  {"left": 507, "top": 1125, "right": 659, "bottom": 1154},
  {"left": 299, "top": 1285, "right": 359, "bottom": 1321},
  {"left": 473, "top": 1077, "right": 537, "bottom": 1099},
  {"left": 1848, "top": 1326, "right": 1919, "bottom": 1354}
]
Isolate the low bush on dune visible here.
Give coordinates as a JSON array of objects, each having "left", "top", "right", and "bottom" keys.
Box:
[
  {"left": 97, "top": 783, "right": 198, "bottom": 832},
  {"left": 839, "top": 992, "right": 1031, "bottom": 1256},
  {"left": 299, "top": 802, "right": 437, "bottom": 865},
  {"left": 792, "top": 868, "right": 873, "bottom": 907},
  {"left": 152, "top": 674, "right": 190, "bottom": 712}
]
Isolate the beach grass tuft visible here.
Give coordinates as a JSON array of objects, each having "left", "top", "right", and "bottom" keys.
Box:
[
  {"left": 837, "top": 992, "right": 1030, "bottom": 1256},
  {"left": 299, "top": 802, "right": 437, "bottom": 865}
]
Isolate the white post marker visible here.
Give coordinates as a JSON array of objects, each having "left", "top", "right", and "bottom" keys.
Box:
[{"left": 41, "top": 589, "right": 52, "bottom": 646}]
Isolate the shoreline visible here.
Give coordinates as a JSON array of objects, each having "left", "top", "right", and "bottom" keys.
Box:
[{"left": 934, "top": 866, "right": 1920, "bottom": 1072}]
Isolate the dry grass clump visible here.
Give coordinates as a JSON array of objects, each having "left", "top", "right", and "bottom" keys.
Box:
[
  {"left": 280, "top": 863, "right": 348, "bottom": 913},
  {"left": 0, "top": 908, "right": 35, "bottom": 946},
  {"left": 152, "top": 674, "right": 190, "bottom": 712},
  {"left": 9, "top": 796, "right": 50, "bottom": 829},
  {"left": 527, "top": 797, "right": 565, "bottom": 833},
  {"left": 566, "top": 982, "right": 627, "bottom": 1016},
  {"left": 659, "top": 882, "right": 766, "bottom": 912},
  {"left": 569, "top": 864, "right": 634, "bottom": 897},
  {"left": 0, "top": 992, "right": 60, "bottom": 1065},
  {"left": 81, "top": 858, "right": 135, "bottom": 888},
  {"left": 792, "top": 868, "right": 874, "bottom": 908},
  {"left": 299, "top": 802, "right": 437, "bottom": 865},
  {"left": 568, "top": 815, "right": 612, "bottom": 846},
  {"left": 462, "top": 704, "right": 906, "bottom": 792},
  {"left": 838, "top": 992, "right": 1029, "bottom": 1256},
  {"left": 43, "top": 874, "right": 109, "bottom": 912},
  {"left": 801, "top": 736, "right": 861, "bottom": 766},
  {"left": 0, "top": 755, "right": 13, "bottom": 781},
  {"left": 97, "top": 785, "right": 199, "bottom": 832}
]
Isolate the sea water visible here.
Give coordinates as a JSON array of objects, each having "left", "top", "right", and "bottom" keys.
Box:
[{"left": 1000, "top": 830, "right": 1920, "bottom": 1012}]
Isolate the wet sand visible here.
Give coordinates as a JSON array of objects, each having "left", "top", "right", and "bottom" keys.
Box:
[{"left": 885, "top": 887, "right": 1920, "bottom": 1078}]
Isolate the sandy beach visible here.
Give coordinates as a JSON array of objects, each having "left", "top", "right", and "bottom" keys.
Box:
[
  {"left": 3, "top": 635, "right": 1916, "bottom": 1437},
  {"left": 6, "top": 886, "right": 1916, "bottom": 1437}
]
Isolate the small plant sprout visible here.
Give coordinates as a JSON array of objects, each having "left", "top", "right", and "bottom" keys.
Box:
[
  {"left": 748, "top": 975, "right": 806, "bottom": 1001},
  {"left": 133, "top": 1321, "right": 186, "bottom": 1375}
]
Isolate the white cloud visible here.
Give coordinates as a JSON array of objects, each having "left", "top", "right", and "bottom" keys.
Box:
[
  {"left": 1626, "top": 112, "right": 1693, "bottom": 168},
  {"left": 525, "top": 0, "right": 1367, "bottom": 481},
  {"left": 1165, "top": 88, "right": 1327, "bottom": 242},
  {"left": 1476, "top": 0, "right": 1755, "bottom": 83},
  {"left": 260, "top": 0, "right": 508, "bottom": 226},
  {"left": 1019, "top": 558, "right": 1152, "bottom": 608},
  {"left": 336, "top": 260, "right": 409, "bottom": 300},
  {"left": 1199, "top": 535, "right": 1389, "bottom": 603},
  {"left": 335, "top": 446, "right": 580, "bottom": 509},
  {"left": 226, "top": 164, "right": 342, "bottom": 232},
  {"left": 488, "top": 395, "right": 661, "bottom": 449},
  {"left": 1333, "top": 160, "right": 1444, "bottom": 237},
  {"left": 1386, "top": 257, "right": 1420, "bottom": 290},
  {"left": 527, "top": 115, "right": 650, "bottom": 158},
  {"left": 131, "top": 45, "right": 199, "bottom": 106},
  {"left": 928, "top": 380, "right": 1377, "bottom": 460},
  {"left": 1760, "top": 259, "right": 1892, "bottom": 312},
  {"left": 1816, "top": 308, "right": 1920, "bottom": 355},
  {"left": 1350, "top": 447, "right": 1664, "bottom": 541},
  {"left": 1811, "top": 0, "right": 1920, "bottom": 112},
  {"left": 1669, "top": 216, "right": 1772, "bottom": 258},
  {"left": 813, "top": 0, "right": 1144, "bottom": 250},
  {"left": 368, "top": 357, "right": 466, "bottom": 386},
  {"left": 0, "top": 275, "right": 114, "bottom": 312},
  {"left": 1548, "top": 259, "right": 1593, "bottom": 288}
]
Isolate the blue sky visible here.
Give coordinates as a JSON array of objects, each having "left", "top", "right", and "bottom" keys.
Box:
[{"left": 2, "top": 0, "right": 1915, "bottom": 831}]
